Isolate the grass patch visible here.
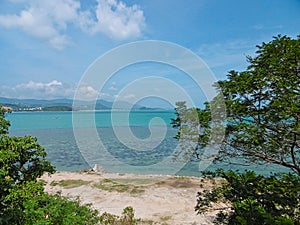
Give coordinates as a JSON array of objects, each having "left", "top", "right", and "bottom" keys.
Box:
[
  {"left": 130, "top": 187, "right": 145, "bottom": 195},
  {"left": 139, "top": 219, "right": 155, "bottom": 224},
  {"left": 110, "top": 178, "right": 163, "bottom": 186},
  {"left": 50, "top": 181, "right": 59, "bottom": 186},
  {"left": 50, "top": 179, "right": 91, "bottom": 188},
  {"left": 157, "top": 177, "right": 200, "bottom": 188},
  {"left": 93, "top": 179, "right": 129, "bottom": 192},
  {"left": 160, "top": 215, "right": 172, "bottom": 222},
  {"left": 94, "top": 179, "right": 145, "bottom": 195}
]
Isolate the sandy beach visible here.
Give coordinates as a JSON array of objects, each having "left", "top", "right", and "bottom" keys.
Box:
[{"left": 41, "top": 171, "right": 226, "bottom": 225}]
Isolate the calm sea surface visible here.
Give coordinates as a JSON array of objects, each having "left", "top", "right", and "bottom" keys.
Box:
[{"left": 7, "top": 111, "right": 287, "bottom": 176}]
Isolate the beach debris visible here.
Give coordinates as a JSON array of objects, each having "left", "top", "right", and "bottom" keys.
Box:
[{"left": 92, "top": 164, "right": 106, "bottom": 174}]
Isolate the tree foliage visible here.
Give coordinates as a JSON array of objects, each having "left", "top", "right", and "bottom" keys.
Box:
[
  {"left": 218, "top": 35, "right": 300, "bottom": 175},
  {"left": 172, "top": 35, "right": 300, "bottom": 224},
  {"left": 0, "top": 107, "right": 55, "bottom": 221},
  {"left": 196, "top": 170, "right": 300, "bottom": 225},
  {"left": 172, "top": 35, "right": 300, "bottom": 175},
  {"left": 2, "top": 182, "right": 101, "bottom": 225},
  {"left": 0, "top": 107, "right": 142, "bottom": 225},
  {"left": 0, "top": 107, "right": 102, "bottom": 224},
  {"left": 99, "top": 206, "right": 140, "bottom": 225},
  {"left": 172, "top": 101, "right": 211, "bottom": 161}
]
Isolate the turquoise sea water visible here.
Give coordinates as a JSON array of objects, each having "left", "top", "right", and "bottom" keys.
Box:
[
  {"left": 8, "top": 111, "right": 185, "bottom": 173},
  {"left": 7, "top": 111, "right": 288, "bottom": 176}
]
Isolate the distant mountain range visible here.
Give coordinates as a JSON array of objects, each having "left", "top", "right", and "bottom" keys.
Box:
[{"left": 0, "top": 97, "right": 167, "bottom": 111}]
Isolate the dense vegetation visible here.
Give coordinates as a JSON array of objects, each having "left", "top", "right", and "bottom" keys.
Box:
[
  {"left": 0, "top": 107, "right": 140, "bottom": 224},
  {"left": 197, "top": 170, "right": 300, "bottom": 225},
  {"left": 0, "top": 107, "right": 97, "bottom": 224},
  {"left": 173, "top": 35, "right": 300, "bottom": 224}
]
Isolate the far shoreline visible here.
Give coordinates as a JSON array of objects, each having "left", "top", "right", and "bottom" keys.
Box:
[{"left": 9, "top": 108, "right": 175, "bottom": 113}]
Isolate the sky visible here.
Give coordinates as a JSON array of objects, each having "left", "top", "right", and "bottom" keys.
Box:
[{"left": 0, "top": 0, "right": 299, "bottom": 107}]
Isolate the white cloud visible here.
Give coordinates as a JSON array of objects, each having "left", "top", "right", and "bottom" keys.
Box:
[
  {"left": 0, "top": 0, "right": 146, "bottom": 49},
  {"left": 109, "top": 86, "right": 118, "bottom": 91},
  {"left": 0, "top": 80, "right": 74, "bottom": 99},
  {"left": 123, "top": 94, "right": 136, "bottom": 100},
  {"left": 16, "top": 80, "right": 63, "bottom": 90},
  {"left": 76, "top": 85, "right": 99, "bottom": 100},
  {"left": 49, "top": 35, "right": 70, "bottom": 50},
  {"left": 108, "top": 82, "right": 118, "bottom": 91},
  {"left": 75, "top": 86, "right": 118, "bottom": 101},
  {"left": 89, "top": 0, "right": 145, "bottom": 40},
  {"left": 97, "top": 92, "right": 114, "bottom": 101},
  {"left": 0, "top": 80, "right": 121, "bottom": 101},
  {"left": 0, "top": 0, "right": 80, "bottom": 49}
]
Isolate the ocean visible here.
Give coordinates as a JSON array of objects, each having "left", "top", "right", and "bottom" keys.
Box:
[{"left": 7, "top": 111, "right": 288, "bottom": 176}]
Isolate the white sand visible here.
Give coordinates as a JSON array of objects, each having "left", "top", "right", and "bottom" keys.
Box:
[{"left": 41, "top": 171, "right": 226, "bottom": 225}]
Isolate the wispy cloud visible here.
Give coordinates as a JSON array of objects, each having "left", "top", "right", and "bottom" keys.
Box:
[
  {"left": 0, "top": 0, "right": 146, "bottom": 49},
  {"left": 76, "top": 84, "right": 99, "bottom": 100},
  {"left": 196, "top": 39, "right": 257, "bottom": 77},
  {"left": 253, "top": 24, "right": 283, "bottom": 31},
  {"left": 0, "top": 80, "right": 74, "bottom": 99},
  {"left": 0, "top": 80, "right": 121, "bottom": 101},
  {"left": 108, "top": 82, "right": 118, "bottom": 91},
  {"left": 0, "top": 80, "right": 119, "bottom": 101}
]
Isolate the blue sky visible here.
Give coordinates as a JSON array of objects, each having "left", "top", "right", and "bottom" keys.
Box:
[{"left": 0, "top": 0, "right": 299, "bottom": 107}]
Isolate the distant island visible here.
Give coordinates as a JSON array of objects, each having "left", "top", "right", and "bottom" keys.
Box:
[{"left": 0, "top": 97, "right": 171, "bottom": 112}]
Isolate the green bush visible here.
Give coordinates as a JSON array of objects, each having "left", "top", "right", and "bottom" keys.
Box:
[
  {"left": 100, "top": 206, "right": 140, "bottom": 225},
  {"left": 196, "top": 170, "right": 300, "bottom": 225},
  {"left": 0, "top": 107, "right": 101, "bottom": 225},
  {"left": 2, "top": 181, "right": 100, "bottom": 225}
]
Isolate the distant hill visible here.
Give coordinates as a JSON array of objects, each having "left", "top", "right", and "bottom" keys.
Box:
[
  {"left": 0, "top": 97, "right": 72, "bottom": 106},
  {"left": 42, "top": 106, "right": 72, "bottom": 111},
  {"left": 0, "top": 97, "right": 163, "bottom": 111}
]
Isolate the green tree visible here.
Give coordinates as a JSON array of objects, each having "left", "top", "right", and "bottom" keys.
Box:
[
  {"left": 0, "top": 107, "right": 141, "bottom": 225},
  {"left": 218, "top": 35, "right": 300, "bottom": 175},
  {"left": 99, "top": 206, "right": 140, "bottom": 225},
  {"left": 172, "top": 35, "right": 300, "bottom": 175},
  {"left": 0, "top": 107, "right": 102, "bottom": 224},
  {"left": 172, "top": 35, "right": 300, "bottom": 224},
  {"left": 171, "top": 101, "right": 211, "bottom": 161},
  {"left": 196, "top": 170, "right": 300, "bottom": 225},
  {"left": 0, "top": 107, "right": 55, "bottom": 220}
]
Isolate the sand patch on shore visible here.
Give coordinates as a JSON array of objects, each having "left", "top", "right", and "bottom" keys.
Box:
[{"left": 41, "top": 171, "right": 225, "bottom": 225}]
